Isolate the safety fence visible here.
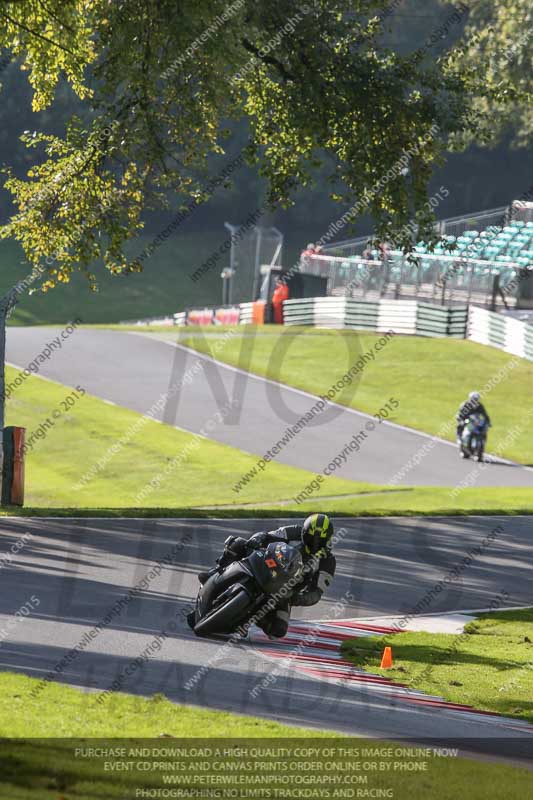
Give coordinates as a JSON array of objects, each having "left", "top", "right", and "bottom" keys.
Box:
[
  {"left": 302, "top": 252, "right": 531, "bottom": 309},
  {"left": 283, "top": 297, "right": 469, "bottom": 338},
  {"left": 468, "top": 306, "right": 533, "bottom": 361},
  {"left": 127, "top": 298, "right": 532, "bottom": 361}
]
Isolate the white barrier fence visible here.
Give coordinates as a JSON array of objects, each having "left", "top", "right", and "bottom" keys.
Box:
[
  {"left": 129, "top": 297, "right": 533, "bottom": 361},
  {"left": 284, "top": 297, "right": 532, "bottom": 359},
  {"left": 283, "top": 297, "right": 468, "bottom": 338},
  {"left": 468, "top": 306, "right": 533, "bottom": 361}
]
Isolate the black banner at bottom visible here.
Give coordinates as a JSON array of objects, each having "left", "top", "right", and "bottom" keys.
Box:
[{"left": 0, "top": 737, "right": 531, "bottom": 799}]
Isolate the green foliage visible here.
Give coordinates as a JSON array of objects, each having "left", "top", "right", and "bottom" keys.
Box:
[
  {"left": 449, "top": 0, "right": 533, "bottom": 147},
  {"left": 0, "top": 1, "right": 527, "bottom": 289}
]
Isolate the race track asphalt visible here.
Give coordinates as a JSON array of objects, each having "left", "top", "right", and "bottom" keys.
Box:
[
  {"left": 6, "top": 326, "right": 533, "bottom": 488},
  {"left": 1, "top": 515, "right": 532, "bottom": 763}
]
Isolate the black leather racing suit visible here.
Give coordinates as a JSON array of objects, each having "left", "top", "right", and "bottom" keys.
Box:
[{"left": 218, "top": 525, "right": 336, "bottom": 638}]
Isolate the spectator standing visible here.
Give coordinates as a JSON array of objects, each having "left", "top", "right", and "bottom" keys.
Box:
[
  {"left": 272, "top": 276, "right": 290, "bottom": 324},
  {"left": 377, "top": 241, "right": 390, "bottom": 262},
  {"left": 362, "top": 240, "right": 374, "bottom": 261},
  {"left": 301, "top": 242, "right": 317, "bottom": 270}
]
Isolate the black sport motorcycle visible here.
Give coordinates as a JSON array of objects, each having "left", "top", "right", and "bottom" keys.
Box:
[{"left": 189, "top": 542, "right": 303, "bottom": 637}]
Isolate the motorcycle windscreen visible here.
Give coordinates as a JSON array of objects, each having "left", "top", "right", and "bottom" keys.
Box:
[
  {"left": 198, "top": 561, "right": 252, "bottom": 618},
  {"left": 245, "top": 551, "right": 296, "bottom": 595}
]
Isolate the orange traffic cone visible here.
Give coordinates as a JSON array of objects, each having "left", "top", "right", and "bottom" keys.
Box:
[{"left": 380, "top": 646, "right": 393, "bottom": 669}]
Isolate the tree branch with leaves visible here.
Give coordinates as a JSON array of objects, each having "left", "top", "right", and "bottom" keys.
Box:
[{"left": 0, "top": 0, "right": 527, "bottom": 290}]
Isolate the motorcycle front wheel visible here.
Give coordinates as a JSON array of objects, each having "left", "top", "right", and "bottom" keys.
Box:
[{"left": 193, "top": 588, "right": 254, "bottom": 637}]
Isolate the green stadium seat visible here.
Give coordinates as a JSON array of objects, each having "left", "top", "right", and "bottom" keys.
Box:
[{"left": 409, "top": 224, "right": 533, "bottom": 285}]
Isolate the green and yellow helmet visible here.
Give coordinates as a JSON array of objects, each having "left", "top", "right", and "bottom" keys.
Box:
[{"left": 302, "top": 513, "right": 334, "bottom": 555}]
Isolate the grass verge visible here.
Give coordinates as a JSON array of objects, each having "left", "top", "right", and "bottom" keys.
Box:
[
  {"left": 342, "top": 608, "right": 533, "bottom": 725},
  {"left": 0, "top": 673, "right": 532, "bottom": 799},
  {"left": 178, "top": 327, "right": 533, "bottom": 464}
]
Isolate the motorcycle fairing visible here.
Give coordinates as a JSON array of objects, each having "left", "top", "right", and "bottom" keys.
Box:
[{"left": 197, "top": 560, "right": 254, "bottom": 619}]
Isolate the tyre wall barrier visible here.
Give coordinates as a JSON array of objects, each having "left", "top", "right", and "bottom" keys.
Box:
[
  {"left": 468, "top": 306, "right": 533, "bottom": 360},
  {"left": 282, "top": 297, "right": 532, "bottom": 360},
  {"left": 134, "top": 297, "right": 532, "bottom": 361},
  {"left": 283, "top": 297, "right": 468, "bottom": 338}
]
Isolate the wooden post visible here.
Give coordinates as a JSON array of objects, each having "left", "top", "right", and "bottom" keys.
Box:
[
  {"left": 0, "top": 299, "right": 7, "bottom": 497},
  {"left": 0, "top": 289, "right": 19, "bottom": 500},
  {"left": 11, "top": 427, "right": 25, "bottom": 505}
]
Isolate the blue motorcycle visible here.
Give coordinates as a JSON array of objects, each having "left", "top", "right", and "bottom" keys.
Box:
[{"left": 460, "top": 413, "right": 489, "bottom": 462}]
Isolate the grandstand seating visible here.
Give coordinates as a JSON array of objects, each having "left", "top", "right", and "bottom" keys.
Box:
[
  {"left": 368, "top": 220, "right": 533, "bottom": 289},
  {"left": 318, "top": 202, "right": 533, "bottom": 308},
  {"left": 413, "top": 221, "right": 533, "bottom": 266}
]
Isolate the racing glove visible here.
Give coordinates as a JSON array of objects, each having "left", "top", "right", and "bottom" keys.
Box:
[
  {"left": 218, "top": 535, "right": 248, "bottom": 566},
  {"left": 247, "top": 531, "right": 270, "bottom": 549}
]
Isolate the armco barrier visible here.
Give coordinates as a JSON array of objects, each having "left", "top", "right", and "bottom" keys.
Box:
[
  {"left": 172, "top": 306, "right": 240, "bottom": 326},
  {"left": 281, "top": 297, "right": 532, "bottom": 359},
  {"left": 314, "top": 297, "right": 347, "bottom": 328},
  {"left": 238, "top": 301, "right": 265, "bottom": 324},
  {"left": 237, "top": 302, "right": 254, "bottom": 325},
  {"left": 525, "top": 324, "right": 533, "bottom": 360},
  {"left": 215, "top": 306, "right": 240, "bottom": 325}
]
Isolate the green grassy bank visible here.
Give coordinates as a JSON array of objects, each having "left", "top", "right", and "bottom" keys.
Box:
[{"left": 342, "top": 608, "right": 533, "bottom": 725}]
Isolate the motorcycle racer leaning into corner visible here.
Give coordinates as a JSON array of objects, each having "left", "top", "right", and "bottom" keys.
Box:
[
  {"left": 456, "top": 391, "right": 491, "bottom": 443},
  {"left": 189, "top": 513, "right": 336, "bottom": 639}
]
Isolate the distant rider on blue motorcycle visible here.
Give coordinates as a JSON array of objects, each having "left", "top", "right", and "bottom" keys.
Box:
[
  {"left": 456, "top": 391, "right": 491, "bottom": 444},
  {"left": 192, "top": 514, "right": 336, "bottom": 639}
]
